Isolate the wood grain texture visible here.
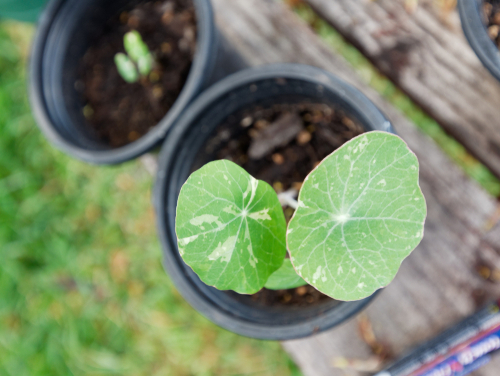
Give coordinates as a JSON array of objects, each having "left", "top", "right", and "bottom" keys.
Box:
[
  {"left": 303, "top": 0, "right": 500, "bottom": 181},
  {"left": 210, "top": 0, "right": 500, "bottom": 375}
]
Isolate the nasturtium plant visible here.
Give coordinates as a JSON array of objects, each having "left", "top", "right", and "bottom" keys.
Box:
[
  {"left": 287, "top": 131, "right": 426, "bottom": 300},
  {"left": 114, "top": 31, "right": 154, "bottom": 83},
  {"left": 175, "top": 131, "right": 427, "bottom": 301},
  {"left": 175, "top": 160, "right": 287, "bottom": 294}
]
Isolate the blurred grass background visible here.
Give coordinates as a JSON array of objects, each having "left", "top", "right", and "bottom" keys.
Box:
[{"left": 0, "top": 21, "right": 302, "bottom": 376}]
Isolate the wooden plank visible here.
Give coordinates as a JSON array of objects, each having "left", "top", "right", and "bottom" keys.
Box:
[
  {"left": 301, "top": 0, "right": 500, "bottom": 181},
  {"left": 209, "top": 0, "right": 500, "bottom": 375}
]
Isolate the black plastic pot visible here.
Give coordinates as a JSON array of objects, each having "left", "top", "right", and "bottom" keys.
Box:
[
  {"left": 29, "top": 0, "right": 245, "bottom": 165},
  {"left": 154, "top": 64, "right": 394, "bottom": 340},
  {"left": 458, "top": 0, "right": 500, "bottom": 81}
]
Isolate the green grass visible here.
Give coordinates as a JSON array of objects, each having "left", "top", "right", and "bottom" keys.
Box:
[
  {"left": 290, "top": 2, "right": 500, "bottom": 197},
  {"left": 0, "top": 22, "right": 301, "bottom": 376}
]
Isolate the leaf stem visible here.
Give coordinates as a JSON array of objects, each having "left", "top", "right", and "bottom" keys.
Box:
[{"left": 278, "top": 189, "right": 299, "bottom": 209}]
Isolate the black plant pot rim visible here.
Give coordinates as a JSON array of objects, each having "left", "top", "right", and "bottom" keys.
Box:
[
  {"left": 29, "top": 0, "right": 217, "bottom": 165},
  {"left": 458, "top": 0, "right": 500, "bottom": 81},
  {"left": 154, "top": 64, "right": 392, "bottom": 340}
]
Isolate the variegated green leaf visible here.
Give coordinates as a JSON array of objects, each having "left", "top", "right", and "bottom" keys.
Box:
[
  {"left": 175, "top": 160, "right": 287, "bottom": 294},
  {"left": 287, "top": 132, "right": 426, "bottom": 301}
]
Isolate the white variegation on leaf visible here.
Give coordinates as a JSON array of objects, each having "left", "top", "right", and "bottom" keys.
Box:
[
  {"left": 175, "top": 160, "right": 287, "bottom": 294},
  {"left": 287, "top": 131, "right": 426, "bottom": 301}
]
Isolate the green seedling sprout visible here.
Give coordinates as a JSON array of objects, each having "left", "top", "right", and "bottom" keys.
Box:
[
  {"left": 114, "top": 30, "right": 154, "bottom": 83},
  {"left": 175, "top": 131, "right": 427, "bottom": 301}
]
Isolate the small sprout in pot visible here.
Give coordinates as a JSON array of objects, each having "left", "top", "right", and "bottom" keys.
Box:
[
  {"left": 115, "top": 30, "right": 155, "bottom": 83},
  {"left": 175, "top": 131, "right": 427, "bottom": 301}
]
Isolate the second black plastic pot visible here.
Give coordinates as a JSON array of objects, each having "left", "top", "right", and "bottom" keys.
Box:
[
  {"left": 154, "top": 64, "right": 394, "bottom": 340},
  {"left": 29, "top": 0, "right": 244, "bottom": 165},
  {"left": 458, "top": 0, "right": 500, "bottom": 81}
]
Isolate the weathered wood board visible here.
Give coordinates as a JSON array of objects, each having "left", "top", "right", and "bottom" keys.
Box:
[
  {"left": 209, "top": 0, "right": 500, "bottom": 375},
  {"left": 303, "top": 0, "right": 500, "bottom": 181}
]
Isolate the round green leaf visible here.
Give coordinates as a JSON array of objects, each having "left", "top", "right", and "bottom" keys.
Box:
[
  {"left": 264, "top": 259, "right": 307, "bottom": 290},
  {"left": 287, "top": 131, "right": 426, "bottom": 301},
  {"left": 175, "top": 160, "right": 287, "bottom": 294}
]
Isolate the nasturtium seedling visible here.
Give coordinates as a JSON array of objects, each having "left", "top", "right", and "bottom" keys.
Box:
[
  {"left": 114, "top": 31, "right": 154, "bottom": 83},
  {"left": 175, "top": 160, "right": 287, "bottom": 294},
  {"left": 175, "top": 131, "right": 426, "bottom": 301},
  {"left": 288, "top": 131, "right": 426, "bottom": 300}
]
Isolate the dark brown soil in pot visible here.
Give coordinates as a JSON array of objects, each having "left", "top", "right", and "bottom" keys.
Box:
[
  {"left": 483, "top": 0, "right": 500, "bottom": 46},
  {"left": 196, "top": 102, "right": 364, "bottom": 307},
  {"left": 78, "top": 0, "right": 197, "bottom": 147}
]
